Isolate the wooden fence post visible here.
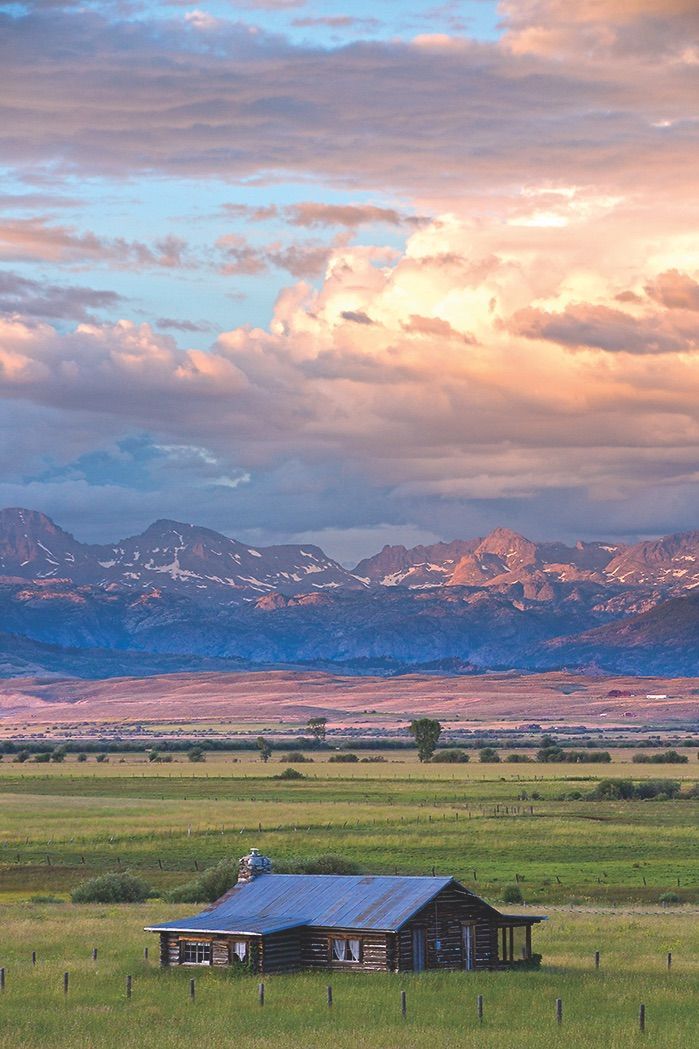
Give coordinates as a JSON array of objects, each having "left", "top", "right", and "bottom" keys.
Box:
[
  {"left": 63, "top": 972, "right": 69, "bottom": 996},
  {"left": 327, "top": 984, "right": 333, "bottom": 1007},
  {"left": 126, "top": 975, "right": 132, "bottom": 999},
  {"left": 639, "top": 1004, "right": 646, "bottom": 1033},
  {"left": 189, "top": 977, "right": 195, "bottom": 1001},
  {"left": 31, "top": 951, "right": 37, "bottom": 967},
  {"left": 258, "top": 981, "right": 265, "bottom": 1006},
  {"left": 477, "top": 994, "right": 484, "bottom": 1023},
  {"left": 401, "top": 990, "right": 407, "bottom": 1019},
  {"left": 667, "top": 952, "right": 672, "bottom": 970},
  {"left": 595, "top": 950, "right": 600, "bottom": 970},
  {"left": 92, "top": 947, "right": 98, "bottom": 961},
  {"left": 556, "top": 998, "right": 563, "bottom": 1025},
  {"left": 144, "top": 947, "right": 149, "bottom": 961},
  {"left": 0, "top": 967, "right": 5, "bottom": 991}
]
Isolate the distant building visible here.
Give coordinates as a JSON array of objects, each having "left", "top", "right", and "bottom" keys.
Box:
[{"left": 146, "top": 849, "right": 545, "bottom": 973}]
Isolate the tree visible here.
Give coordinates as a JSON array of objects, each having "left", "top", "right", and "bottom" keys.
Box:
[
  {"left": 409, "top": 718, "right": 442, "bottom": 762},
  {"left": 306, "top": 717, "right": 327, "bottom": 744},
  {"left": 188, "top": 746, "right": 206, "bottom": 763},
  {"left": 257, "top": 736, "right": 272, "bottom": 763},
  {"left": 479, "top": 747, "right": 500, "bottom": 763}
]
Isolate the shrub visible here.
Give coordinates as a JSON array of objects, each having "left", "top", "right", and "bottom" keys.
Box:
[
  {"left": 281, "top": 751, "right": 312, "bottom": 763},
  {"left": 71, "top": 871, "right": 153, "bottom": 903},
  {"left": 275, "top": 767, "right": 305, "bottom": 780},
  {"left": 328, "top": 753, "right": 359, "bottom": 763},
  {"left": 588, "top": 779, "right": 636, "bottom": 800},
  {"left": 479, "top": 747, "right": 500, "bottom": 763},
  {"left": 13, "top": 751, "right": 30, "bottom": 763},
  {"left": 188, "top": 746, "right": 206, "bottom": 763},
  {"left": 95, "top": 753, "right": 109, "bottom": 763},
  {"left": 51, "top": 747, "right": 66, "bottom": 763},
  {"left": 169, "top": 860, "right": 238, "bottom": 904},
  {"left": 634, "top": 779, "right": 681, "bottom": 800},
  {"left": 33, "top": 752, "right": 51, "bottom": 763},
  {"left": 505, "top": 753, "right": 531, "bottom": 763},
  {"left": 432, "top": 749, "right": 470, "bottom": 763},
  {"left": 77, "top": 753, "right": 88, "bottom": 762},
  {"left": 632, "top": 750, "right": 688, "bottom": 764},
  {"left": 278, "top": 854, "right": 362, "bottom": 875},
  {"left": 659, "top": 892, "right": 681, "bottom": 905},
  {"left": 502, "top": 885, "right": 524, "bottom": 904}
]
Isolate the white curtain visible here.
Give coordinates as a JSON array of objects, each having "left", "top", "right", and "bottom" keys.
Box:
[
  {"left": 348, "top": 939, "right": 360, "bottom": 962},
  {"left": 234, "top": 941, "right": 247, "bottom": 961},
  {"left": 333, "top": 939, "right": 347, "bottom": 961}
]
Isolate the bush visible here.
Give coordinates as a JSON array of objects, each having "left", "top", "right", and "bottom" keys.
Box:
[
  {"left": 632, "top": 750, "right": 688, "bottom": 764},
  {"left": 588, "top": 778, "right": 680, "bottom": 801},
  {"left": 188, "top": 746, "right": 206, "bottom": 763},
  {"left": 275, "top": 767, "right": 305, "bottom": 780},
  {"left": 502, "top": 885, "right": 524, "bottom": 904},
  {"left": 278, "top": 854, "right": 362, "bottom": 875},
  {"left": 281, "top": 751, "right": 312, "bottom": 763},
  {"left": 505, "top": 753, "right": 531, "bottom": 763},
  {"left": 33, "top": 752, "right": 51, "bottom": 763},
  {"left": 328, "top": 753, "right": 359, "bottom": 763},
  {"left": 659, "top": 892, "right": 681, "bottom": 905},
  {"left": 432, "top": 749, "right": 470, "bottom": 763},
  {"left": 169, "top": 860, "right": 238, "bottom": 904},
  {"left": 95, "top": 754, "right": 109, "bottom": 763},
  {"left": 77, "top": 753, "right": 88, "bottom": 762},
  {"left": 71, "top": 871, "right": 153, "bottom": 903},
  {"left": 479, "top": 747, "right": 500, "bottom": 763}
]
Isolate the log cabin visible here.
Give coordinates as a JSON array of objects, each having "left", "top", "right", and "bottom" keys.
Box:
[{"left": 146, "top": 849, "right": 545, "bottom": 974}]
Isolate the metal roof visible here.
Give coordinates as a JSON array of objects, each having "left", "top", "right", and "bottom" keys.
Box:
[{"left": 146, "top": 874, "right": 455, "bottom": 936}]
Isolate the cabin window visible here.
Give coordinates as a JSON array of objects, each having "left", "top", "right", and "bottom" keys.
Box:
[
  {"left": 233, "top": 941, "right": 248, "bottom": 962},
  {"left": 181, "top": 941, "right": 212, "bottom": 965},
  {"left": 332, "top": 937, "right": 361, "bottom": 962}
]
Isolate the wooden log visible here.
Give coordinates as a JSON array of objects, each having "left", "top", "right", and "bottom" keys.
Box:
[
  {"left": 556, "top": 998, "right": 563, "bottom": 1025},
  {"left": 639, "top": 1003, "right": 646, "bottom": 1033}
]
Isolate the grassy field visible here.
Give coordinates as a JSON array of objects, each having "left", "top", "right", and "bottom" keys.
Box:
[
  {"left": 0, "top": 751, "right": 697, "bottom": 904},
  {"left": 0, "top": 750, "right": 697, "bottom": 1046},
  {"left": 0, "top": 902, "right": 696, "bottom": 1048}
]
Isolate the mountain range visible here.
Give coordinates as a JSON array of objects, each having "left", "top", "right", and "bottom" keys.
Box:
[{"left": 0, "top": 507, "right": 698, "bottom": 679}]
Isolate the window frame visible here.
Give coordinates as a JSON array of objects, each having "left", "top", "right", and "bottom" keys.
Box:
[
  {"left": 180, "top": 939, "right": 213, "bottom": 966},
  {"left": 330, "top": 936, "right": 362, "bottom": 964}
]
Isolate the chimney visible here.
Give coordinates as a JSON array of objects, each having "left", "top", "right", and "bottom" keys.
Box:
[{"left": 238, "top": 848, "right": 272, "bottom": 883}]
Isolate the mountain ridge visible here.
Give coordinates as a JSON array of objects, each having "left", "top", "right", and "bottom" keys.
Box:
[{"left": 0, "top": 507, "right": 697, "bottom": 679}]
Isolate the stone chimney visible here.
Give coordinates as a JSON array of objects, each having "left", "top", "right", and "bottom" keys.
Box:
[{"left": 238, "top": 848, "right": 272, "bottom": 883}]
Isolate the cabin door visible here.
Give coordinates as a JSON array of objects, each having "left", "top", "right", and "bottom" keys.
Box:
[
  {"left": 412, "top": 928, "right": 426, "bottom": 972},
  {"left": 462, "top": 925, "right": 476, "bottom": 971}
]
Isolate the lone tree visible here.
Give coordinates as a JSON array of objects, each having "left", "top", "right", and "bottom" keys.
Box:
[
  {"left": 306, "top": 717, "right": 328, "bottom": 744},
  {"left": 409, "top": 718, "right": 442, "bottom": 762},
  {"left": 257, "top": 736, "right": 272, "bottom": 763}
]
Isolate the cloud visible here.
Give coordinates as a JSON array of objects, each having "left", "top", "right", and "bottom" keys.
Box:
[
  {"left": 0, "top": 217, "right": 189, "bottom": 269},
  {"left": 0, "top": 270, "right": 122, "bottom": 322},
  {"left": 156, "top": 316, "right": 215, "bottom": 332},
  {"left": 509, "top": 302, "right": 699, "bottom": 354},
  {"left": 645, "top": 269, "right": 699, "bottom": 311}
]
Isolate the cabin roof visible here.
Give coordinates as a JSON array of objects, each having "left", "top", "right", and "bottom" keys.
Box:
[{"left": 146, "top": 874, "right": 457, "bottom": 935}]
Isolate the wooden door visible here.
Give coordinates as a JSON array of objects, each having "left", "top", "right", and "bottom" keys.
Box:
[
  {"left": 412, "top": 928, "right": 426, "bottom": 972},
  {"left": 462, "top": 925, "right": 476, "bottom": 970}
]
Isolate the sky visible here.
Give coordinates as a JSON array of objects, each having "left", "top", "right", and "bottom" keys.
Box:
[{"left": 0, "top": 0, "right": 698, "bottom": 564}]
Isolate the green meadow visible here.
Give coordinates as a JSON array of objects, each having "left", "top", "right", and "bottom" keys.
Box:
[{"left": 0, "top": 751, "right": 697, "bottom": 1047}]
